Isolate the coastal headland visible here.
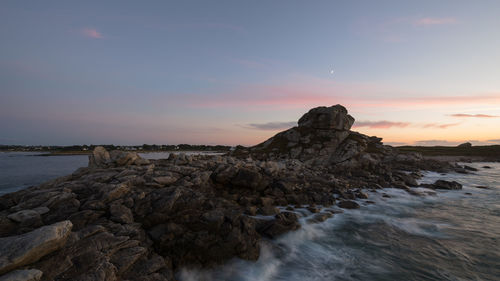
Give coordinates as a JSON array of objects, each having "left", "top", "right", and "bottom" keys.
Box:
[{"left": 0, "top": 105, "right": 492, "bottom": 281}]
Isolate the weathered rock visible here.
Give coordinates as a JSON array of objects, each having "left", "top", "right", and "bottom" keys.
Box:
[
  {"left": 109, "top": 204, "right": 134, "bottom": 224},
  {"left": 88, "top": 146, "right": 110, "bottom": 168},
  {"left": 257, "top": 212, "right": 300, "bottom": 238},
  {"left": 153, "top": 176, "right": 179, "bottom": 186},
  {"left": 298, "top": 105, "right": 354, "bottom": 130},
  {"left": 0, "top": 269, "right": 43, "bottom": 281},
  {"left": 110, "top": 246, "right": 147, "bottom": 274},
  {"left": 231, "top": 168, "right": 266, "bottom": 190},
  {"left": 0, "top": 220, "right": 73, "bottom": 275},
  {"left": 7, "top": 210, "right": 41, "bottom": 224}
]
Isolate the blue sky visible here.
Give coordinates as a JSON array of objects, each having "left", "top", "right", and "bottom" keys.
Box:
[{"left": 1, "top": 0, "right": 499, "bottom": 145}]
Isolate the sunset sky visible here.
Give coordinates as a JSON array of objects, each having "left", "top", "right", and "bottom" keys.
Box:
[{"left": 1, "top": 1, "right": 499, "bottom": 146}]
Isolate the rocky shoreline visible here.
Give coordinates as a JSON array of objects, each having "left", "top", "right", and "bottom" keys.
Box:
[{"left": 0, "top": 105, "right": 474, "bottom": 281}]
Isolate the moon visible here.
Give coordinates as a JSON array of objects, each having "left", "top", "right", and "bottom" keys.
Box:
[{"left": 330, "top": 69, "right": 334, "bottom": 75}]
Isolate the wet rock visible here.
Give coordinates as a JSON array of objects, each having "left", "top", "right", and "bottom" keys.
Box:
[
  {"left": 259, "top": 206, "right": 279, "bottom": 216},
  {"left": 0, "top": 220, "right": 73, "bottom": 275},
  {"left": 307, "top": 212, "right": 333, "bottom": 224},
  {"left": 338, "top": 200, "right": 360, "bottom": 209},
  {"left": 432, "top": 180, "right": 463, "bottom": 190},
  {"left": 356, "top": 191, "right": 369, "bottom": 199},
  {"left": 0, "top": 269, "right": 43, "bottom": 281},
  {"left": 257, "top": 212, "right": 300, "bottom": 238},
  {"left": 463, "top": 165, "right": 478, "bottom": 171}
]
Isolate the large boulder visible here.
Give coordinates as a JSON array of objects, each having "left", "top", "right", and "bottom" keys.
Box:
[
  {"left": 88, "top": 146, "right": 110, "bottom": 168},
  {"left": 88, "top": 147, "right": 150, "bottom": 168},
  {"left": 0, "top": 221, "right": 73, "bottom": 275},
  {"left": 298, "top": 104, "right": 355, "bottom": 130},
  {"left": 0, "top": 269, "right": 43, "bottom": 281}
]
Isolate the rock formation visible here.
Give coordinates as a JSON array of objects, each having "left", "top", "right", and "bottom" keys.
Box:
[{"left": 0, "top": 105, "right": 462, "bottom": 281}]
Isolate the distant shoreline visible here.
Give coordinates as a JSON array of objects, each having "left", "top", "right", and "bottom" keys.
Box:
[
  {"left": 396, "top": 145, "right": 500, "bottom": 162},
  {"left": 2, "top": 144, "right": 499, "bottom": 161},
  {"left": 0, "top": 150, "right": 229, "bottom": 157}
]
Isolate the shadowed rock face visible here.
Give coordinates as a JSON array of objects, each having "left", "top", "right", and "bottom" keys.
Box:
[{"left": 298, "top": 105, "right": 355, "bottom": 130}]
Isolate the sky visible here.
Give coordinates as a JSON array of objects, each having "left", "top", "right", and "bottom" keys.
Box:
[{"left": 1, "top": 0, "right": 499, "bottom": 146}]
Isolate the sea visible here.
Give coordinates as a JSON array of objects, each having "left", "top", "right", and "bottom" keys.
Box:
[{"left": 0, "top": 152, "right": 498, "bottom": 281}]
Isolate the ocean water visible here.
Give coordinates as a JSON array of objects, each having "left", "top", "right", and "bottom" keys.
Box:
[
  {"left": 0, "top": 152, "right": 89, "bottom": 195},
  {"left": 179, "top": 162, "right": 500, "bottom": 281}
]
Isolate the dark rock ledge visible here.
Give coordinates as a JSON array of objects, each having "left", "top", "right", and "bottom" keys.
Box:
[{"left": 0, "top": 105, "right": 465, "bottom": 281}]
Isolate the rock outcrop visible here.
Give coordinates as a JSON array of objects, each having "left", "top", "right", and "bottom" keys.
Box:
[
  {"left": 0, "top": 105, "right": 461, "bottom": 281},
  {"left": 232, "top": 104, "right": 445, "bottom": 175},
  {"left": 0, "top": 221, "right": 72, "bottom": 275}
]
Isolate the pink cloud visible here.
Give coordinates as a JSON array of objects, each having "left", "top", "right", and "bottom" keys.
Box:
[
  {"left": 82, "top": 28, "right": 103, "bottom": 39},
  {"left": 421, "top": 122, "right": 461, "bottom": 129},
  {"left": 414, "top": 17, "right": 457, "bottom": 26},
  {"left": 353, "top": 120, "right": 410, "bottom": 129},
  {"left": 353, "top": 121, "right": 460, "bottom": 130},
  {"left": 450, "top": 113, "right": 498, "bottom": 118}
]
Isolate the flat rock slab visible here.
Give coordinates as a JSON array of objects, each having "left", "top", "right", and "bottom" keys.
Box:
[
  {"left": 0, "top": 221, "right": 73, "bottom": 275},
  {"left": 0, "top": 269, "right": 43, "bottom": 281}
]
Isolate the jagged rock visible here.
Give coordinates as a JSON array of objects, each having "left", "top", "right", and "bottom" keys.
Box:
[
  {"left": 0, "top": 221, "right": 73, "bottom": 275},
  {"left": 0, "top": 269, "right": 43, "bottom": 281},
  {"left": 88, "top": 146, "right": 110, "bottom": 168},
  {"left": 110, "top": 150, "right": 140, "bottom": 166},
  {"left": 257, "top": 212, "right": 300, "bottom": 238},
  {"left": 298, "top": 105, "right": 355, "bottom": 130}
]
